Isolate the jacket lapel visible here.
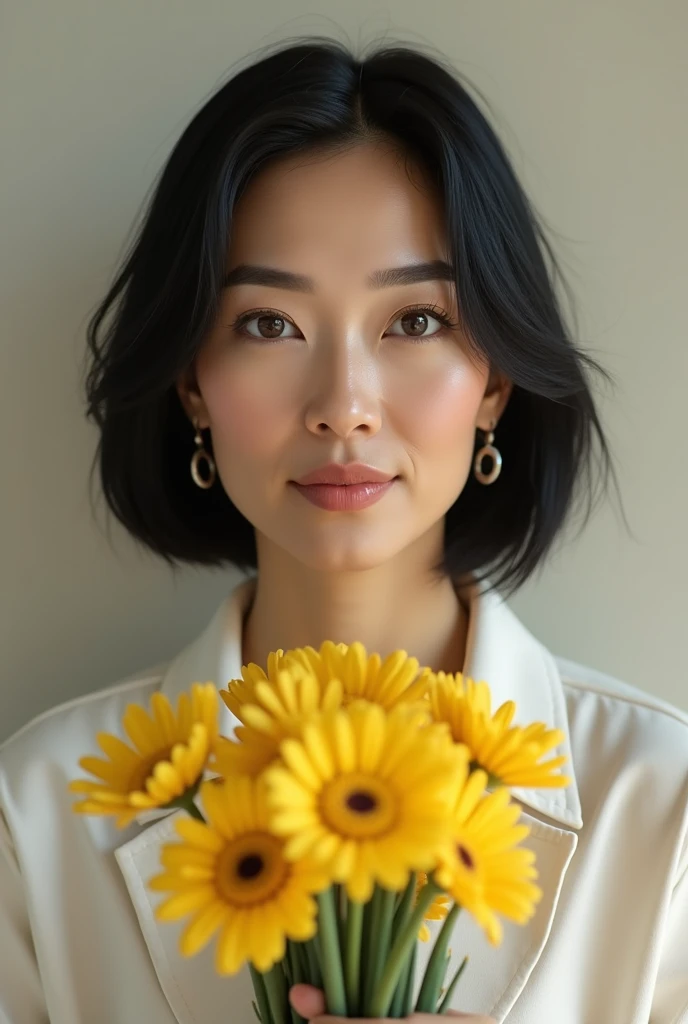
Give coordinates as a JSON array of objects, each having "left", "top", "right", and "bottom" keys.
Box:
[
  {"left": 415, "top": 811, "right": 579, "bottom": 1021},
  {"left": 115, "top": 811, "right": 256, "bottom": 1024},
  {"left": 461, "top": 581, "right": 583, "bottom": 831},
  {"left": 115, "top": 809, "right": 578, "bottom": 1024},
  {"left": 115, "top": 572, "right": 584, "bottom": 1023}
]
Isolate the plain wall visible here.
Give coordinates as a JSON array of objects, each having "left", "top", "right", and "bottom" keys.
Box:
[{"left": 2, "top": 0, "right": 687, "bottom": 743}]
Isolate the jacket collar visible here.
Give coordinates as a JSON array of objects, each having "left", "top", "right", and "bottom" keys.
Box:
[{"left": 158, "top": 573, "right": 583, "bottom": 831}]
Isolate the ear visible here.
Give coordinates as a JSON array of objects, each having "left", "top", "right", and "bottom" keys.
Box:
[
  {"left": 476, "top": 370, "right": 513, "bottom": 432},
  {"left": 175, "top": 365, "right": 210, "bottom": 430}
]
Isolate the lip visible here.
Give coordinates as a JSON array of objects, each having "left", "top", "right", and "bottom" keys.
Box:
[
  {"left": 290, "top": 479, "right": 396, "bottom": 512},
  {"left": 293, "top": 462, "right": 396, "bottom": 486}
]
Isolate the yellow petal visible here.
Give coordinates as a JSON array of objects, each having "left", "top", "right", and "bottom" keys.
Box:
[
  {"left": 122, "top": 704, "right": 163, "bottom": 756},
  {"left": 174, "top": 816, "right": 225, "bottom": 852},
  {"left": 150, "top": 692, "right": 180, "bottom": 746},
  {"left": 302, "top": 721, "right": 335, "bottom": 781},
  {"left": 155, "top": 885, "right": 216, "bottom": 922},
  {"left": 77, "top": 756, "right": 128, "bottom": 789},
  {"left": 180, "top": 900, "right": 228, "bottom": 956},
  {"left": 216, "top": 915, "right": 245, "bottom": 976},
  {"left": 280, "top": 739, "right": 323, "bottom": 790},
  {"left": 95, "top": 732, "right": 140, "bottom": 769}
]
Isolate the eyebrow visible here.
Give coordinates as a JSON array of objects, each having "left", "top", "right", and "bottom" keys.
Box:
[{"left": 222, "top": 260, "right": 455, "bottom": 292}]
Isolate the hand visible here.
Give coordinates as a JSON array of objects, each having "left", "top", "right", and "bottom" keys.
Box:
[{"left": 289, "top": 984, "right": 497, "bottom": 1023}]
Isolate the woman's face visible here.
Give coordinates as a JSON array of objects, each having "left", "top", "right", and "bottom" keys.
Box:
[{"left": 178, "top": 141, "right": 512, "bottom": 572}]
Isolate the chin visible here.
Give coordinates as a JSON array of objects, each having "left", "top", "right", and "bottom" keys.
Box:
[{"left": 287, "top": 535, "right": 404, "bottom": 573}]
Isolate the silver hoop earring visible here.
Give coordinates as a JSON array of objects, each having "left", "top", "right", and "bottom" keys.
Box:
[
  {"left": 190, "top": 418, "right": 216, "bottom": 489},
  {"left": 474, "top": 421, "right": 502, "bottom": 485}
]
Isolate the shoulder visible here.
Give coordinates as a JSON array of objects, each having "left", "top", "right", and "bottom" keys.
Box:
[
  {"left": 556, "top": 651, "right": 683, "bottom": 724},
  {"left": 554, "top": 652, "right": 688, "bottom": 795},
  {"left": 0, "top": 665, "right": 166, "bottom": 784}
]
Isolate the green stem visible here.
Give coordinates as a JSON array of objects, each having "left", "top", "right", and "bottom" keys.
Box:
[
  {"left": 359, "top": 891, "right": 375, "bottom": 1002},
  {"left": 286, "top": 942, "right": 298, "bottom": 985},
  {"left": 387, "top": 873, "right": 418, "bottom": 1017},
  {"left": 286, "top": 943, "right": 306, "bottom": 1024},
  {"left": 262, "top": 963, "right": 288, "bottom": 1024},
  {"left": 363, "top": 887, "right": 397, "bottom": 1016},
  {"left": 336, "top": 885, "right": 347, "bottom": 954},
  {"left": 362, "top": 887, "right": 384, "bottom": 1011},
  {"left": 249, "top": 964, "right": 274, "bottom": 1024},
  {"left": 167, "top": 781, "right": 205, "bottom": 821},
  {"left": 368, "top": 880, "right": 440, "bottom": 1019},
  {"left": 344, "top": 899, "right": 364, "bottom": 1015},
  {"left": 393, "top": 874, "right": 417, "bottom": 932},
  {"left": 415, "top": 904, "right": 461, "bottom": 1013},
  {"left": 402, "top": 943, "right": 418, "bottom": 1017},
  {"left": 254, "top": 962, "right": 286, "bottom": 1024},
  {"left": 293, "top": 941, "right": 310, "bottom": 985},
  {"left": 437, "top": 955, "right": 470, "bottom": 1013},
  {"left": 316, "top": 888, "right": 348, "bottom": 1017},
  {"left": 389, "top": 947, "right": 411, "bottom": 1019},
  {"left": 303, "top": 937, "right": 322, "bottom": 989}
]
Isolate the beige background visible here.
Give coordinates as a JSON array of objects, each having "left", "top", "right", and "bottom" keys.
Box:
[{"left": 2, "top": 1, "right": 687, "bottom": 743}]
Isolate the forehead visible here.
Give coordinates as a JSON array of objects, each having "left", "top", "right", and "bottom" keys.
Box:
[{"left": 227, "top": 142, "right": 450, "bottom": 276}]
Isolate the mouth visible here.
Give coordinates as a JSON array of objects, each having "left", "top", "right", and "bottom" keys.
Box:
[{"left": 289, "top": 477, "right": 398, "bottom": 512}]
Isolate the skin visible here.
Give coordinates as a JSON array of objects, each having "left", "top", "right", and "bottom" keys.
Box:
[
  {"left": 177, "top": 139, "right": 509, "bottom": 1022},
  {"left": 177, "top": 138, "right": 512, "bottom": 685},
  {"left": 289, "top": 983, "right": 496, "bottom": 1023}
]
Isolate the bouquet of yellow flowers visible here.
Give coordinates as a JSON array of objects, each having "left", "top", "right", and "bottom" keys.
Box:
[{"left": 69, "top": 641, "right": 569, "bottom": 1021}]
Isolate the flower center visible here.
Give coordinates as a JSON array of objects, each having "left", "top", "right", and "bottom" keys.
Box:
[
  {"left": 216, "top": 832, "right": 289, "bottom": 907},
  {"left": 457, "top": 843, "right": 475, "bottom": 870},
  {"left": 321, "top": 773, "right": 397, "bottom": 839},
  {"left": 346, "top": 791, "right": 377, "bottom": 813},
  {"left": 237, "top": 854, "right": 264, "bottom": 879}
]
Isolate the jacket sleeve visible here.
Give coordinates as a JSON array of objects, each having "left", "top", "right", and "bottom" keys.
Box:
[
  {"left": 651, "top": 841, "right": 688, "bottom": 1023},
  {"left": 0, "top": 808, "right": 49, "bottom": 1024}
]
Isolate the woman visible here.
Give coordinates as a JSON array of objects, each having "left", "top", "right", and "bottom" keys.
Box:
[{"left": 1, "top": 36, "right": 687, "bottom": 1024}]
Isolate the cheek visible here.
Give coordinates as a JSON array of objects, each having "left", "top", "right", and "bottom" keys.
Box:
[
  {"left": 197, "top": 356, "right": 295, "bottom": 459},
  {"left": 395, "top": 361, "right": 484, "bottom": 453}
]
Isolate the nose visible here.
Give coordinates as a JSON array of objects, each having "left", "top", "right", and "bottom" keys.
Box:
[{"left": 303, "top": 338, "right": 383, "bottom": 440}]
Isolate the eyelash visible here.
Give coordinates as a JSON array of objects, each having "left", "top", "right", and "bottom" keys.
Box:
[{"left": 228, "top": 303, "right": 460, "bottom": 344}]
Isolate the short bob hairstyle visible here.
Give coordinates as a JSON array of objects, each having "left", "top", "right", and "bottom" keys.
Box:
[{"left": 84, "top": 35, "right": 625, "bottom": 600}]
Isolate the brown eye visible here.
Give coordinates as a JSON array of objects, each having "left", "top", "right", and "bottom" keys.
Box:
[
  {"left": 232, "top": 310, "right": 300, "bottom": 341},
  {"left": 386, "top": 306, "right": 453, "bottom": 341},
  {"left": 255, "top": 315, "right": 286, "bottom": 339},
  {"left": 401, "top": 312, "right": 431, "bottom": 337}
]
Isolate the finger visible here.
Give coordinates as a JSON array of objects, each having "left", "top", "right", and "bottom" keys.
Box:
[
  {"left": 289, "top": 984, "right": 327, "bottom": 1019},
  {"left": 409, "top": 1014, "right": 497, "bottom": 1022},
  {"left": 443, "top": 1013, "right": 496, "bottom": 1022},
  {"left": 287, "top": 988, "right": 496, "bottom": 1024}
]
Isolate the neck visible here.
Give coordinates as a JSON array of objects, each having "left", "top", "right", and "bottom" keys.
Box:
[{"left": 241, "top": 527, "right": 471, "bottom": 677}]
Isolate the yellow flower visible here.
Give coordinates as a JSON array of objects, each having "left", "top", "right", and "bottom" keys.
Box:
[
  {"left": 416, "top": 871, "right": 452, "bottom": 941},
  {"left": 286, "top": 641, "right": 429, "bottom": 709},
  {"left": 69, "top": 683, "right": 219, "bottom": 828},
  {"left": 427, "top": 672, "right": 571, "bottom": 789},
  {"left": 217, "top": 660, "right": 343, "bottom": 775},
  {"left": 219, "top": 649, "right": 305, "bottom": 722},
  {"left": 149, "top": 776, "right": 327, "bottom": 974},
  {"left": 217, "top": 643, "right": 431, "bottom": 782},
  {"left": 222, "top": 642, "right": 429, "bottom": 732},
  {"left": 265, "top": 701, "right": 465, "bottom": 902},
  {"left": 435, "top": 762, "right": 542, "bottom": 947},
  {"left": 225, "top": 661, "right": 343, "bottom": 741},
  {"left": 210, "top": 732, "right": 279, "bottom": 779}
]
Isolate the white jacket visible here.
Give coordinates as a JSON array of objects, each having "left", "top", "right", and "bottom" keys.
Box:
[{"left": 1, "top": 574, "right": 688, "bottom": 1024}]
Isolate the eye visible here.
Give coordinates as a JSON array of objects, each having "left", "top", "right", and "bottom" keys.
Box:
[
  {"left": 230, "top": 309, "right": 302, "bottom": 342},
  {"left": 385, "top": 304, "right": 458, "bottom": 342},
  {"left": 229, "top": 303, "right": 459, "bottom": 344}
]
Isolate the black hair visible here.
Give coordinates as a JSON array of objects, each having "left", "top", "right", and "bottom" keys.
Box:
[{"left": 83, "top": 35, "right": 628, "bottom": 600}]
